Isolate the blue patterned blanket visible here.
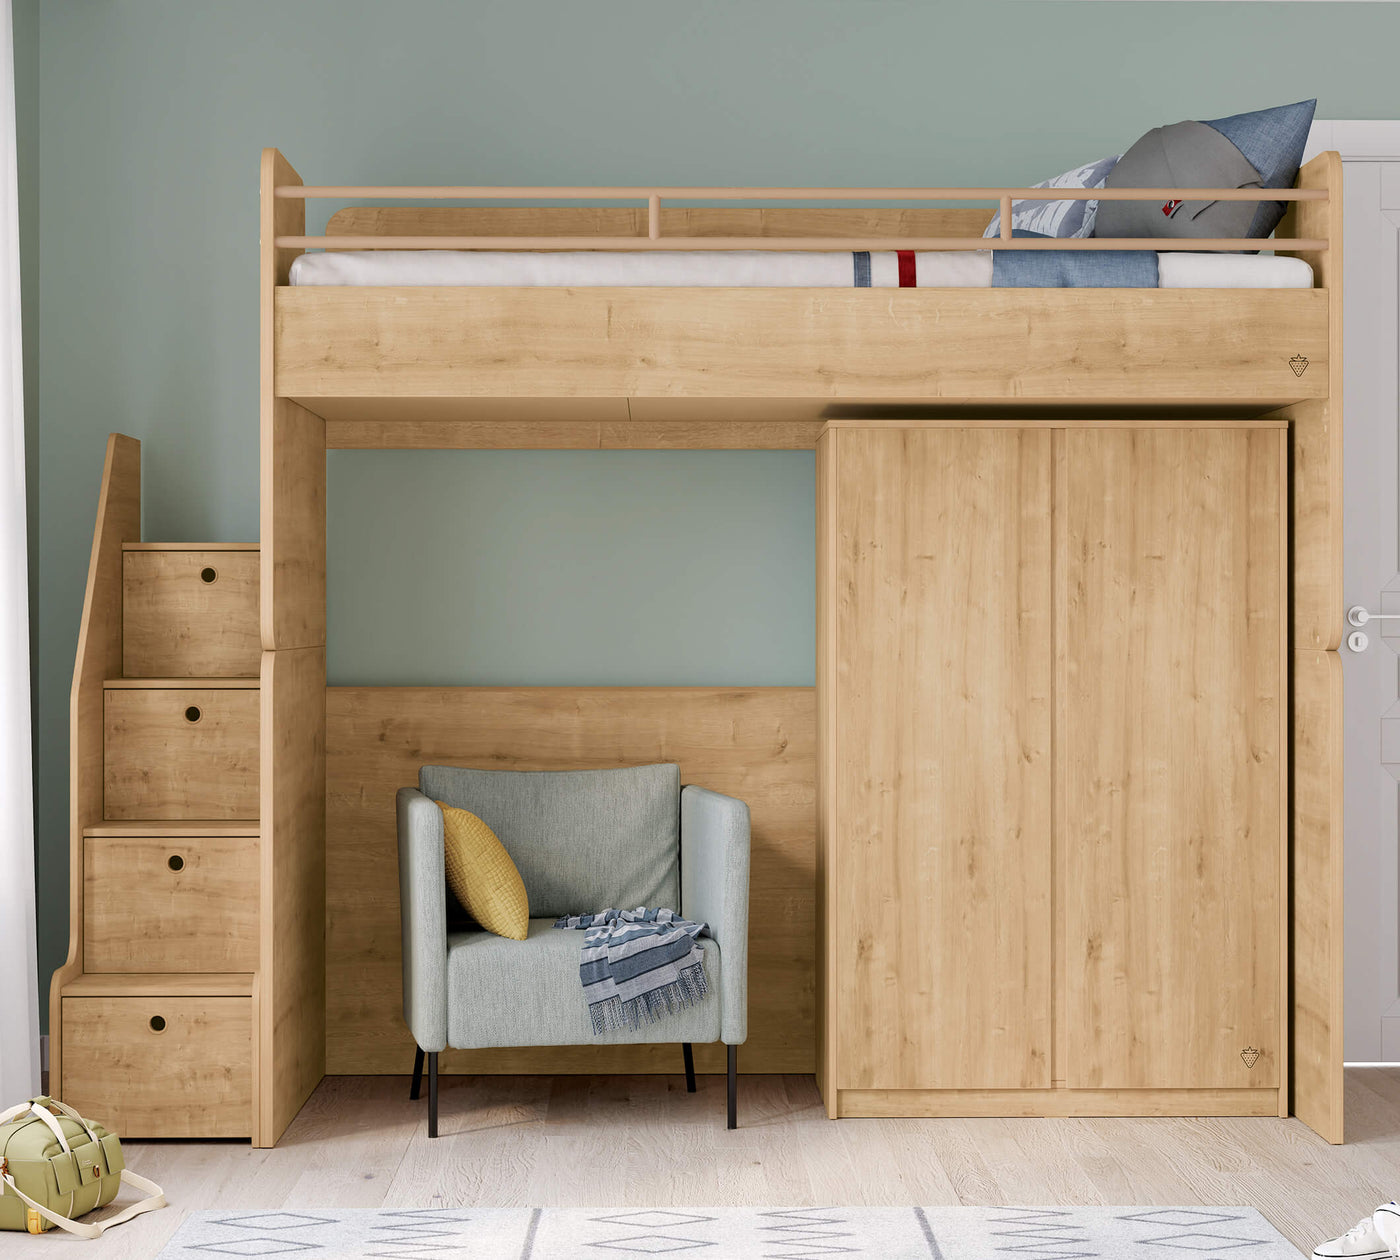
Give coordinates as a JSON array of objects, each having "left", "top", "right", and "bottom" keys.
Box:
[{"left": 553, "top": 907, "right": 709, "bottom": 1035}]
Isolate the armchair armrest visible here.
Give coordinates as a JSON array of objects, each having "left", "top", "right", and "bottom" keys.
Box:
[
  {"left": 680, "top": 785, "right": 751, "bottom": 1046},
  {"left": 396, "top": 787, "right": 449, "bottom": 1052}
]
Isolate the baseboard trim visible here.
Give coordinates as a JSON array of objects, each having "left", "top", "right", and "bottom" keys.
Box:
[{"left": 836, "top": 1086, "right": 1280, "bottom": 1119}]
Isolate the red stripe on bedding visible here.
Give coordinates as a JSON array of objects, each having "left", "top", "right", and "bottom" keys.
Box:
[{"left": 897, "top": 250, "right": 916, "bottom": 287}]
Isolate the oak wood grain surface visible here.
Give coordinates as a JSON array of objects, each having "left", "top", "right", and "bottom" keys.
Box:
[{"left": 325, "top": 685, "right": 815, "bottom": 1077}]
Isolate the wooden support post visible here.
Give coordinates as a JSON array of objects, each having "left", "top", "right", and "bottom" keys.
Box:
[{"left": 258, "top": 149, "right": 328, "bottom": 1148}]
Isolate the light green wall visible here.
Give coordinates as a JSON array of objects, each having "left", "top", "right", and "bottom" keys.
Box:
[
  {"left": 328, "top": 450, "right": 815, "bottom": 686},
  {"left": 30, "top": 0, "right": 1400, "bottom": 1020}
]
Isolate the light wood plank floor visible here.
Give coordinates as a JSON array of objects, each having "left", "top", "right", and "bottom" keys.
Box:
[{"left": 16, "top": 1070, "right": 1400, "bottom": 1258}]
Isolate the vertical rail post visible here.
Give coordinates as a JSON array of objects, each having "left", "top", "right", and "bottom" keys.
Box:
[
  {"left": 1000, "top": 195, "right": 1013, "bottom": 242},
  {"left": 648, "top": 193, "right": 661, "bottom": 240}
]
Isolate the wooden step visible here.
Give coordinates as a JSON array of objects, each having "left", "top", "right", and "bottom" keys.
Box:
[
  {"left": 122, "top": 546, "right": 261, "bottom": 677},
  {"left": 105, "top": 677, "right": 259, "bottom": 688},
  {"left": 61, "top": 987, "right": 254, "bottom": 1138},
  {"left": 103, "top": 685, "right": 260, "bottom": 820},
  {"left": 61, "top": 972, "right": 254, "bottom": 998},
  {"left": 122, "top": 541, "right": 258, "bottom": 551},
  {"left": 84, "top": 822, "right": 259, "bottom": 837}
]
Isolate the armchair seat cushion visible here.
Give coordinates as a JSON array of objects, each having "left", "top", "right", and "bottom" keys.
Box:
[{"left": 446, "top": 919, "right": 722, "bottom": 1049}]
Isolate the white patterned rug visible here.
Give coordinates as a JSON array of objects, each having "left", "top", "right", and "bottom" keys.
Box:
[{"left": 155, "top": 1205, "right": 1303, "bottom": 1257}]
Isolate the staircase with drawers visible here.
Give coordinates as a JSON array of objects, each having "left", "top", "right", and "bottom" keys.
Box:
[{"left": 49, "top": 435, "right": 266, "bottom": 1141}]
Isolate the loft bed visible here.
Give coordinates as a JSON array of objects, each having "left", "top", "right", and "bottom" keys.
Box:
[
  {"left": 266, "top": 150, "right": 1335, "bottom": 444},
  {"left": 250, "top": 149, "right": 1343, "bottom": 1149}
]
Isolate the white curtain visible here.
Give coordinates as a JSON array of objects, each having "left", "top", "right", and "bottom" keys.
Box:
[{"left": 0, "top": 0, "right": 38, "bottom": 1105}]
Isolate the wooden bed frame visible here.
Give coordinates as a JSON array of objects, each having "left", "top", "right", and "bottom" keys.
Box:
[{"left": 56, "top": 148, "right": 1344, "bottom": 1150}]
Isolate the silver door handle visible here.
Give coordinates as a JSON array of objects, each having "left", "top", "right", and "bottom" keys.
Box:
[{"left": 1348, "top": 606, "right": 1400, "bottom": 627}]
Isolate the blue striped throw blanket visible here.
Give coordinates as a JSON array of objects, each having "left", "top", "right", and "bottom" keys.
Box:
[{"left": 553, "top": 907, "right": 710, "bottom": 1035}]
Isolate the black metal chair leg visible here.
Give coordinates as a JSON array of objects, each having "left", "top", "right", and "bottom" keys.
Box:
[
  {"left": 682, "top": 1043, "right": 696, "bottom": 1093},
  {"left": 428, "top": 1052, "right": 439, "bottom": 1138},
  {"left": 727, "top": 1044, "right": 737, "bottom": 1130},
  {"left": 410, "top": 1046, "right": 425, "bottom": 1100}
]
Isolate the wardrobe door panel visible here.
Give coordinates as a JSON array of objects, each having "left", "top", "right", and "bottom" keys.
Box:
[
  {"left": 1062, "top": 427, "right": 1285, "bottom": 1091},
  {"left": 834, "top": 427, "right": 1052, "bottom": 1091}
]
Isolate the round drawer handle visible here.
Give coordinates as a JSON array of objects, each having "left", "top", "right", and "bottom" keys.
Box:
[
  {"left": 167, "top": 854, "right": 185, "bottom": 872},
  {"left": 148, "top": 1015, "right": 166, "bottom": 1034},
  {"left": 184, "top": 705, "right": 202, "bottom": 724},
  {"left": 200, "top": 566, "right": 218, "bottom": 584}
]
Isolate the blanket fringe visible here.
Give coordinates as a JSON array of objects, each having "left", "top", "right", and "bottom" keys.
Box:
[{"left": 589, "top": 962, "right": 709, "bottom": 1035}]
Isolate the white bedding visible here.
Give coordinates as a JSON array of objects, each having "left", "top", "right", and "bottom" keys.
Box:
[{"left": 289, "top": 248, "right": 1315, "bottom": 289}]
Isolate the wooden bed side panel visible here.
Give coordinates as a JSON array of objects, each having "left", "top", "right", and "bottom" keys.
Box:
[
  {"left": 1288, "top": 399, "right": 1343, "bottom": 652},
  {"left": 324, "top": 686, "right": 815, "bottom": 1076},
  {"left": 1279, "top": 153, "right": 1343, "bottom": 651},
  {"left": 1291, "top": 648, "right": 1344, "bottom": 1143},
  {"left": 1278, "top": 154, "right": 1344, "bottom": 1143},
  {"left": 262, "top": 149, "right": 326, "bottom": 652},
  {"left": 323, "top": 414, "right": 826, "bottom": 451},
  {"left": 326, "top": 205, "right": 994, "bottom": 242},
  {"left": 1278, "top": 151, "right": 1342, "bottom": 295},
  {"left": 275, "top": 287, "right": 1329, "bottom": 405},
  {"left": 260, "top": 398, "right": 325, "bottom": 651},
  {"left": 50, "top": 434, "right": 141, "bottom": 1097},
  {"left": 815, "top": 430, "right": 838, "bottom": 1115},
  {"left": 259, "top": 645, "right": 327, "bottom": 1146}
]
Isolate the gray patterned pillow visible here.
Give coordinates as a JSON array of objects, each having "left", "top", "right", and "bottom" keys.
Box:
[{"left": 984, "top": 154, "right": 1121, "bottom": 240}]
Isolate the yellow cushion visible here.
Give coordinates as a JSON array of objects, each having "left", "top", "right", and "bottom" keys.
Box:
[{"left": 436, "top": 801, "right": 529, "bottom": 941}]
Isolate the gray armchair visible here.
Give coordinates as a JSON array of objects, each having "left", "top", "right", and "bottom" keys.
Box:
[{"left": 396, "top": 762, "right": 750, "bottom": 1137}]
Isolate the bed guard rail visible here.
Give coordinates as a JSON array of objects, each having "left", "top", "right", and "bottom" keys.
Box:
[{"left": 272, "top": 183, "right": 1329, "bottom": 253}]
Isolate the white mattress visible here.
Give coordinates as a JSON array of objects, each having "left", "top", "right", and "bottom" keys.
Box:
[{"left": 289, "top": 248, "right": 1315, "bottom": 289}]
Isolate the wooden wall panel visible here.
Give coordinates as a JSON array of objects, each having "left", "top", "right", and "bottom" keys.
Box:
[
  {"left": 325, "top": 686, "right": 814, "bottom": 1076},
  {"left": 259, "top": 646, "right": 327, "bottom": 1145},
  {"left": 830, "top": 427, "right": 1053, "bottom": 1092},
  {"left": 1062, "top": 427, "right": 1286, "bottom": 1090}
]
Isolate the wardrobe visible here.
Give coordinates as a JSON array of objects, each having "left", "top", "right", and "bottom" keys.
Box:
[{"left": 816, "top": 421, "right": 1287, "bottom": 1118}]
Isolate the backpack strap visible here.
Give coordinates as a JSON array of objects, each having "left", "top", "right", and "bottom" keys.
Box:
[{"left": 1, "top": 1168, "right": 166, "bottom": 1239}]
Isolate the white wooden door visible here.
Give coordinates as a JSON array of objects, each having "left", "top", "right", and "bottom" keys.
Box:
[{"left": 1337, "top": 151, "right": 1400, "bottom": 1062}]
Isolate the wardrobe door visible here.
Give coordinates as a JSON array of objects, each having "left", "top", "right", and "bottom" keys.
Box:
[
  {"left": 1061, "top": 426, "right": 1286, "bottom": 1091},
  {"left": 833, "top": 427, "right": 1052, "bottom": 1091}
]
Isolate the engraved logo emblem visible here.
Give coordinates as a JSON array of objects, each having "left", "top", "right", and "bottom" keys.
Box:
[
  {"left": 1240, "top": 1046, "right": 1261, "bottom": 1069},
  {"left": 1290, "top": 354, "right": 1309, "bottom": 377}
]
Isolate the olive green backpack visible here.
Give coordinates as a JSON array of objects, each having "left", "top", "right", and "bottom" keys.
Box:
[{"left": 0, "top": 1097, "right": 165, "bottom": 1237}]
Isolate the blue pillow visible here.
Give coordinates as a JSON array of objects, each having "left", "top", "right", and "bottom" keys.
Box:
[{"left": 1200, "top": 99, "right": 1316, "bottom": 237}]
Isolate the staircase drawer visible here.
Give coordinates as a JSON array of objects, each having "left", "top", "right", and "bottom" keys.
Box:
[
  {"left": 104, "top": 687, "right": 260, "bottom": 819},
  {"left": 84, "top": 836, "right": 259, "bottom": 972},
  {"left": 123, "top": 549, "right": 260, "bottom": 678},
  {"left": 61, "top": 996, "right": 252, "bottom": 1138}
]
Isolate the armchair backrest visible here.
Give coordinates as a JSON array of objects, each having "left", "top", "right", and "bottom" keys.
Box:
[{"left": 418, "top": 763, "right": 680, "bottom": 918}]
